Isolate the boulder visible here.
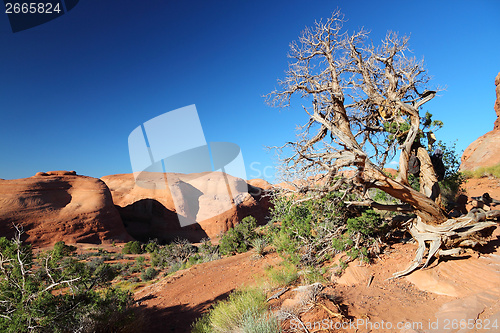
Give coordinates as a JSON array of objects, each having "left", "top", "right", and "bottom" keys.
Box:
[
  {"left": 461, "top": 72, "right": 500, "bottom": 171},
  {"left": 0, "top": 172, "right": 131, "bottom": 247},
  {"left": 461, "top": 130, "right": 500, "bottom": 171},
  {"left": 101, "top": 172, "right": 271, "bottom": 243}
]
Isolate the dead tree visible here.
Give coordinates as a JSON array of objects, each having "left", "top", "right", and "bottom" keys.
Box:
[{"left": 267, "top": 11, "right": 498, "bottom": 277}]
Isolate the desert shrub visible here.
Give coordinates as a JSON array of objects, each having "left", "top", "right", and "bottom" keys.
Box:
[
  {"left": 198, "top": 238, "right": 220, "bottom": 262},
  {"left": 463, "top": 164, "right": 500, "bottom": 179},
  {"left": 112, "top": 262, "right": 126, "bottom": 272},
  {"left": 299, "top": 266, "right": 328, "bottom": 284},
  {"left": 52, "top": 240, "right": 77, "bottom": 259},
  {"left": 434, "top": 141, "right": 467, "bottom": 208},
  {"left": 129, "top": 276, "right": 141, "bottom": 283},
  {"left": 188, "top": 253, "right": 203, "bottom": 266},
  {"left": 152, "top": 238, "right": 197, "bottom": 268},
  {"left": 0, "top": 234, "right": 135, "bottom": 333},
  {"left": 122, "top": 241, "right": 143, "bottom": 254},
  {"left": 219, "top": 216, "right": 258, "bottom": 255},
  {"left": 136, "top": 255, "right": 146, "bottom": 265},
  {"left": 97, "top": 248, "right": 111, "bottom": 255},
  {"left": 167, "top": 262, "right": 185, "bottom": 275},
  {"left": 191, "top": 287, "right": 280, "bottom": 333},
  {"left": 152, "top": 238, "right": 215, "bottom": 272},
  {"left": 75, "top": 252, "right": 91, "bottom": 260},
  {"left": 145, "top": 240, "right": 159, "bottom": 253},
  {"left": 268, "top": 189, "right": 385, "bottom": 268},
  {"left": 151, "top": 246, "right": 169, "bottom": 268},
  {"left": 141, "top": 267, "right": 158, "bottom": 281},
  {"left": 251, "top": 237, "right": 267, "bottom": 258},
  {"left": 129, "top": 263, "right": 143, "bottom": 273},
  {"left": 265, "top": 263, "right": 299, "bottom": 287},
  {"left": 346, "top": 209, "right": 384, "bottom": 237},
  {"left": 169, "top": 238, "right": 197, "bottom": 261},
  {"left": 267, "top": 191, "right": 343, "bottom": 265}
]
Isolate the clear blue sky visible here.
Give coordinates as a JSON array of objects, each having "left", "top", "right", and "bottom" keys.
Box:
[{"left": 1, "top": 0, "right": 499, "bottom": 182}]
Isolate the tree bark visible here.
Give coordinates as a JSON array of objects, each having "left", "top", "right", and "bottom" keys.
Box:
[
  {"left": 362, "top": 165, "right": 448, "bottom": 225},
  {"left": 417, "top": 147, "right": 442, "bottom": 206}
]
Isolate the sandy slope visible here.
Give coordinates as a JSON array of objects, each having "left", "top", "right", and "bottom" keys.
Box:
[{"left": 133, "top": 178, "right": 500, "bottom": 333}]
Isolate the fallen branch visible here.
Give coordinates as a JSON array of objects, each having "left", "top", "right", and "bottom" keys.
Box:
[
  {"left": 266, "top": 287, "right": 289, "bottom": 302},
  {"left": 345, "top": 200, "right": 414, "bottom": 212},
  {"left": 392, "top": 213, "right": 498, "bottom": 278}
]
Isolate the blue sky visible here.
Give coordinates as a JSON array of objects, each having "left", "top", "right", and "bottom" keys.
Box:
[{"left": 0, "top": 0, "right": 499, "bottom": 182}]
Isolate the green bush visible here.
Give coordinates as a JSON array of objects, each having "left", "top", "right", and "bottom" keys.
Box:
[
  {"left": 219, "top": 216, "right": 258, "bottom": 255},
  {"left": 130, "top": 263, "right": 143, "bottom": 273},
  {"left": 0, "top": 234, "right": 135, "bottom": 333},
  {"left": 462, "top": 164, "right": 500, "bottom": 179},
  {"left": 151, "top": 238, "right": 196, "bottom": 268},
  {"left": 151, "top": 247, "right": 168, "bottom": 268},
  {"left": 346, "top": 209, "right": 384, "bottom": 237},
  {"left": 145, "top": 240, "right": 159, "bottom": 253},
  {"left": 267, "top": 191, "right": 349, "bottom": 266},
  {"left": 251, "top": 237, "right": 267, "bottom": 257},
  {"left": 191, "top": 287, "right": 280, "bottom": 333},
  {"left": 136, "top": 255, "right": 146, "bottom": 265},
  {"left": 265, "top": 263, "right": 299, "bottom": 287},
  {"left": 167, "top": 262, "right": 185, "bottom": 275},
  {"left": 267, "top": 189, "right": 385, "bottom": 269},
  {"left": 52, "top": 240, "right": 77, "bottom": 260},
  {"left": 198, "top": 238, "right": 220, "bottom": 262},
  {"left": 122, "top": 241, "right": 143, "bottom": 254},
  {"left": 141, "top": 267, "right": 158, "bottom": 281},
  {"left": 301, "top": 266, "right": 328, "bottom": 284}
]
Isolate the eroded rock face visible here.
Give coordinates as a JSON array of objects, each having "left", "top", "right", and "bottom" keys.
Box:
[
  {"left": 0, "top": 171, "right": 132, "bottom": 246},
  {"left": 101, "top": 172, "right": 271, "bottom": 243},
  {"left": 461, "top": 72, "right": 500, "bottom": 171},
  {"left": 494, "top": 72, "right": 500, "bottom": 130}
]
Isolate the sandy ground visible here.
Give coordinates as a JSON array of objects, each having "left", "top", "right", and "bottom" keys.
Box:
[{"left": 130, "top": 178, "right": 500, "bottom": 333}]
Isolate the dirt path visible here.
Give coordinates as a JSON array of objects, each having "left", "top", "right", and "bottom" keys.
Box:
[
  {"left": 133, "top": 251, "right": 281, "bottom": 332},
  {"left": 132, "top": 178, "right": 500, "bottom": 333}
]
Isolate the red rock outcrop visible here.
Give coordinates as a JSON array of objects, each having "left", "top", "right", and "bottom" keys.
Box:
[
  {"left": 461, "top": 72, "right": 500, "bottom": 171},
  {"left": 0, "top": 171, "right": 132, "bottom": 246},
  {"left": 494, "top": 72, "right": 500, "bottom": 129},
  {"left": 101, "top": 172, "right": 271, "bottom": 243}
]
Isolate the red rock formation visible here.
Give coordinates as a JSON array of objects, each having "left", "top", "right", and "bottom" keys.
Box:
[
  {"left": 461, "top": 72, "right": 500, "bottom": 171},
  {"left": 494, "top": 72, "right": 500, "bottom": 130},
  {"left": 0, "top": 171, "right": 131, "bottom": 246},
  {"left": 101, "top": 172, "right": 271, "bottom": 243}
]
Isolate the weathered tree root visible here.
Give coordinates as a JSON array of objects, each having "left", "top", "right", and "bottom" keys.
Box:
[{"left": 392, "top": 212, "right": 499, "bottom": 278}]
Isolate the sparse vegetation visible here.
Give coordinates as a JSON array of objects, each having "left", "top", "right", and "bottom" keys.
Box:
[
  {"left": 136, "top": 255, "right": 146, "bottom": 265},
  {"left": 141, "top": 267, "right": 158, "bottom": 281},
  {"left": 462, "top": 163, "right": 500, "bottom": 179},
  {"left": 145, "top": 240, "right": 159, "bottom": 253},
  {"left": 265, "top": 263, "right": 299, "bottom": 287},
  {"left": 218, "top": 216, "right": 258, "bottom": 255},
  {"left": 251, "top": 237, "right": 267, "bottom": 258},
  {"left": 191, "top": 287, "right": 281, "bottom": 333},
  {"left": 266, "top": 190, "right": 382, "bottom": 270},
  {"left": 265, "top": 9, "right": 499, "bottom": 278},
  {"left": 0, "top": 230, "right": 135, "bottom": 333},
  {"left": 122, "top": 240, "right": 143, "bottom": 254}
]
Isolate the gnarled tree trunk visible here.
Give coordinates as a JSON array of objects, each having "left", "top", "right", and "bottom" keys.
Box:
[{"left": 268, "top": 10, "right": 499, "bottom": 278}]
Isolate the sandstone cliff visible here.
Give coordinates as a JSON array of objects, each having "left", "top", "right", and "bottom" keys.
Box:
[
  {"left": 0, "top": 171, "right": 132, "bottom": 246},
  {"left": 101, "top": 172, "right": 271, "bottom": 243},
  {"left": 461, "top": 72, "right": 500, "bottom": 171}
]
